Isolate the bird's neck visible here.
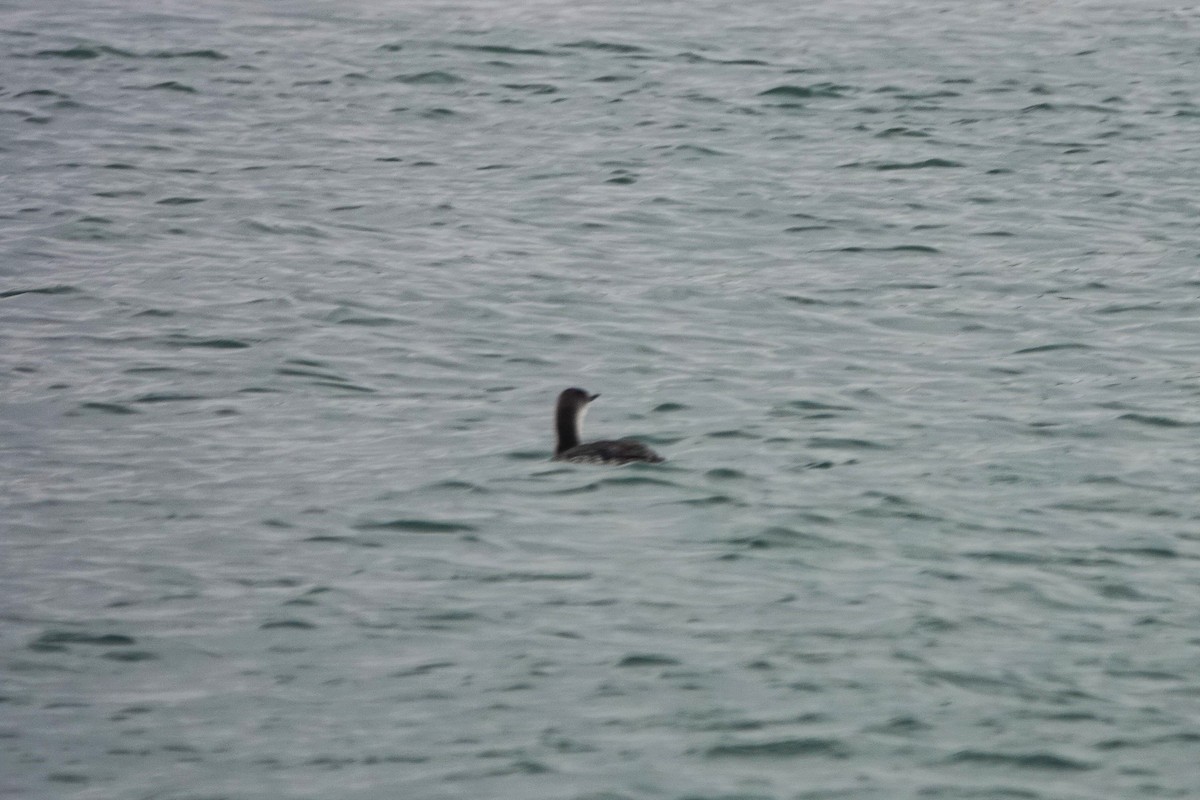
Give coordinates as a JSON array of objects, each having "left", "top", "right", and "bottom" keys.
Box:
[{"left": 555, "top": 404, "right": 583, "bottom": 454}]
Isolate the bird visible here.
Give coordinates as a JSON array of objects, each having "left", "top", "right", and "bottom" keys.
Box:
[{"left": 551, "top": 387, "right": 665, "bottom": 465}]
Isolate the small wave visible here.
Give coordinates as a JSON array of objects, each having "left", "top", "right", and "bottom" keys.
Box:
[
  {"left": 142, "top": 81, "right": 198, "bottom": 93},
  {"left": 808, "top": 436, "right": 888, "bottom": 450},
  {"left": 394, "top": 71, "right": 464, "bottom": 84},
  {"left": 1118, "top": 413, "right": 1197, "bottom": 428},
  {"left": 592, "top": 474, "right": 679, "bottom": 487},
  {"left": 1093, "top": 303, "right": 1160, "bottom": 314},
  {"left": 354, "top": 518, "right": 478, "bottom": 533},
  {"left": 33, "top": 45, "right": 134, "bottom": 59},
  {"left": 963, "top": 550, "right": 1043, "bottom": 564},
  {"left": 303, "top": 535, "right": 382, "bottom": 548},
  {"left": 391, "top": 661, "right": 455, "bottom": 678},
  {"left": 677, "top": 494, "right": 741, "bottom": 507},
  {"left": 705, "top": 467, "right": 746, "bottom": 480},
  {"left": 163, "top": 335, "right": 251, "bottom": 349},
  {"left": 1, "top": 284, "right": 79, "bottom": 298},
  {"left": 240, "top": 219, "right": 328, "bottom": 238},
  {"left": 617, "top": 653, "right": 680, "bottom": 667},
  {"left": 76, "top": 401, "right": 138, "bottom": 415},
  {"left": 16, "top": 88, "right": 67, "bottom": 99},
  {"left": 724, "top": 526, "right": 843, "bottom": 550},
  {"left": 678, "top": 52, "right": 770, "bottom": 66},
  {"left": 945, "top": 749, "right": 1095, "bottom": 771},
  {"left": 824, "top": 244, "right": 941, "bottom": 254},
  {"left": 662, "top": 144, "right": 728, "bottom": 157},
  {"left": 30, "top": 631, "right": 136, "bottom": 650},
  {"left": 1098, "top": 546, "right": 1179, "bottom": 560},
  {"left": 134, "top": 393, "right": 205, "bottom": 403},
  {"left": 849, "top": 158, "right": 963, "bottom": 170},
  {"left": 424, "top": 479, "right": 489, "bottom": 493},
  {"left": 501, "top": 83, "right": 557, "bottom": 94},
  {"left": 759, "top": 83, "right": 848, "bottom": 99},
  {"left": 1012, "top": 343, "right": 1093, "bottom": 354},
  {"left": 102, "top": 650, "right": 157, "bottom": 662},
  {"left": 706, "top": 429, "right": 759, "bottom": 439},
  {"left": 778, "top": 399, "right": 854, "bottom": 413},
  {"left": 1021, "top": 102, "right": 1112, "bottom": 114},
  {"left": 276, "top": 365, "right": 357, "bottom": 384},
  {"left": 456, "top": 44, "right": 554, "bottom": 56},
  {"left": 867, "top": 715, "right": 933, "bottom": 735},
  {"left": 876, "top": 127, "right": 932, "bottom": 138},
  {"left": 507, "top": 450, "right": 550, "bottom": 461},
  {"left": 781, "top": 294, "right": 859, "bottom": 307},
  {"left": 260, "top": 619, "right": 317, "bottom": 630},
  {"left": 560, "top": 40, "right": 646, "bottom": 54},
  {"left": 706, "top": 737, "right": 850, "bottom": 759},
  {"left": 476, "top": 571, "right": 592, "bottom": 583},
  {"left": 150, "top": 49, "right": 226, "bottom": 60}
]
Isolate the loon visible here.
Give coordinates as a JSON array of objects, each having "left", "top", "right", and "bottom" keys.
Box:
[{"left": 552, "top": 387, "right": 664, "bottom": 465}]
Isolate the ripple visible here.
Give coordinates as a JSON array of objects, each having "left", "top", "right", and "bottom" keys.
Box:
[
  {"left": 705, "top": 737, "right": 850, "bottom": 759},
  {"left": 142, "top": 81, "right": 198, "bottom": 93},
  {"left": 862, "top": 158, "right": 963, "bottom": 170},
  {"left": 102, "top": 650, "right": 157, "bottom": 662},
  {"left": 475, "top": 571, "right": 592, "bottom": 582},
  {"left": 75, "top": 401, "right": 139, "bottom": 415},
  {"left": 560, "top": 40, "right": 646, "bottom": 54},
  {"left": 945, "top": 750, "right": 1096, "bottom": 771},
  {"left": 150, "top": 49, "right": 227, "bottom": 60},
  {"left": 454, "top": 44, "right": 554, "bottom": 57},
  {"left": 758, "top": 83, "right": 848, "bottom": 99},
  {"left": 134, "top": 393, "right": 205, "bottom": 403},
  {"left": 772, "top": 399, "right": 854, "bottom": 416},
  {"left": 33, "top": 45, "right": 133, "bottom": 59},
  {"left": 260, "top": 619, "right": 317, "bottom": 630},
  {"left": 678, "top": 51, "right": 771, "bottom": 66},
  {"left": 30, "top": 631, "right": 136, "bottom": 650},
  {"left": 275, "top": 364, "right": 374, "bottom": 394},
  {"left": 302, "top": 535, "right": 382, "bottom": 548},
  {"left": 1118, "top": 413, "right": 1197, "bottom": 428},
  {"left": 0, "top": 284, "right": 79, "bottom": 298},
  {"left": 722, "top": 526, "right": 847, "bottom": 550},
  {"left": 162, "top": 335, "right": 251, "bottom": 349},
  {"left": 706, "top": 429, "right": 759, "bottom": 440},
  {"left": 617, "top": 653, "right": 681, "bottom": 667},
  {"left": 502, "top": 83, "right": 558, "bottom": 94},
  {"left": 1012, "top": 343, "right": 1093, "bottom": 354},
  {"left": 353, "top": 519, "right": 478, "bottom": 533},
  {"left": 876, "top": 126, "right": 931, "bottom": 137},
  {"left": 705, "top": 468, "right": 746, "bottom": 480},
  {"left": 395, "top": 71, "right": 464, "bottom": 85},
  {"left": 677, "top": 494, "right": 741, "bottom": 506},
  {"left": 807, "top": 437, "right": 888, "bottom": 450}
]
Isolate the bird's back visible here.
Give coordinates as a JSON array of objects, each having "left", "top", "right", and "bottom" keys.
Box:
[{"left": 554, "top": 438, "right": 664, "bottom": 465}]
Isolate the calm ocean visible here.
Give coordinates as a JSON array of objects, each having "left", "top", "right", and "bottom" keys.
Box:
[{"left": 3, "top": 1, "right": 1199, "bottom": 798}]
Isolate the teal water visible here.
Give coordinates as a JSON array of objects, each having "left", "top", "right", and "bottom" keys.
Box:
[{"left": 3, "top": 1, "right": 1200, "bottom": 798}]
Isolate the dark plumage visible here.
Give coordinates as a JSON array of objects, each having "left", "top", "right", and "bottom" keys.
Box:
[{"left": 552, "top": 387, "right": 664, "bottom": 465}]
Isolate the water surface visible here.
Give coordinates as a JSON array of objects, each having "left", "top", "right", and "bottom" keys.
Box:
[{"left": 3, "top": 1, "right": 1200, "bottom": 798}]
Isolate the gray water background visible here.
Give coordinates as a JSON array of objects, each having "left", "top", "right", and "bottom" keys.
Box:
[{"left": 3, "top": 0, "right": 1200, "bottom": 797}]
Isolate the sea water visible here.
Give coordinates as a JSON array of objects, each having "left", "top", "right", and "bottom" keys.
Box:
[{"left": 3, "top": 1, "right": 1199, "bottom": 797}]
